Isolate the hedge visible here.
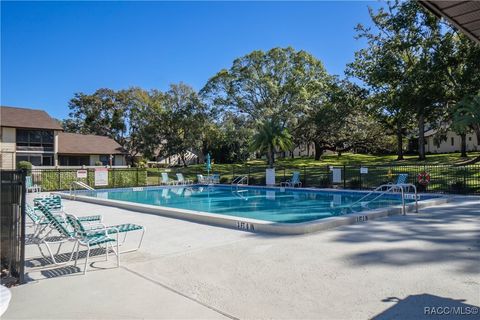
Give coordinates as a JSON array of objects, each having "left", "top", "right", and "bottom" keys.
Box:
[{"left": 36, "top": 168, "right": 147, "bottom": 191}]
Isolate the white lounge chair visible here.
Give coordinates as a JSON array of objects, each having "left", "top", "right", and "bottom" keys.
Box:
[
  {"left": 161, "top": 172, "right": 177, "bottom": 185},
  {"left": 176, "top": 173, "right": 192, "bottom": 185}
]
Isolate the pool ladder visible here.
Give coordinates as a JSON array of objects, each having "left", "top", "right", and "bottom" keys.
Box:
[
  {"left": 231, "top": 176, "right": 249, "bottom": 188},
  {"left": 70, "top": 181, "right": 95, "bottom": 200},
  {"left": 349, "top": 183, "right": 418, "bottom": 215}
]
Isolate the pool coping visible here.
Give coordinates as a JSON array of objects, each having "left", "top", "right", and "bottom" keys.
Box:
[{"left": 55, "top": 186, "right": 451, "bottom": 235}]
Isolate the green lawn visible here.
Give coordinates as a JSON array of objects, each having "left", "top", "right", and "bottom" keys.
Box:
[
  {"left": 147, "top": 152, "right": 480, "bottom": 194},
  {"left": 257, "top": 151, "right": 480, "bottom": 167}
]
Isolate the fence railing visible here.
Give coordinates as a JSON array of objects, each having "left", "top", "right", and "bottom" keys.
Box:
[
  {"left": 146, "top": 164, "right": 480, "bottom": 194},
  {"left": 29, "top": 164, "right": 479, "bottom": 194},
  {"left": 1, "top": 170, "right": 26, "bottom": 285}
]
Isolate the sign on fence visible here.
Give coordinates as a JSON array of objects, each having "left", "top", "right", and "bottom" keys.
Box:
[
  {"left": 76, "top": 169, "right": 87, "bottom": 179},
  {"left": 332, "top": 168, "right": 342, "bottom": 183},
  {"left": 360, "top": 167, "right": 368, "bottom": 174},
  {"left": 94, "top": 168, "right": 109, "bottom": 186}
]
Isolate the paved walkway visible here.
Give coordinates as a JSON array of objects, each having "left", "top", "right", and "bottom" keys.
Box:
[{"left": 4, "top": 195, "right": 479, "bottom": 319}]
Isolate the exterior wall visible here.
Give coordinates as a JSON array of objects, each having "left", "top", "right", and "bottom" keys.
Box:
[
  {"left": 0, "top": 127, "right": 17, "bottom": 169},
  {"left": 426, "top": 131, "right": 479, "bottom": 153}
]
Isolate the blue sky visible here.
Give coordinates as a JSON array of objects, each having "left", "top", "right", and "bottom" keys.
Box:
[{"left": 1, "top": 1, "right": 382, "bottom": 119}]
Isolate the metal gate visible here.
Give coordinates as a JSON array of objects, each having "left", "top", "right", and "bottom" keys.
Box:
[{"left": 1, "top": 170, "right": 26, "bottom": 285}]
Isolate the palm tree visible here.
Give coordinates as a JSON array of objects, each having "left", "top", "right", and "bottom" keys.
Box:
[
  {"left": 453, "top": 91, "right": 480, "bottom": 162},
  {"left": 251, "top": 119, "right": 293, "bottom": 168}
]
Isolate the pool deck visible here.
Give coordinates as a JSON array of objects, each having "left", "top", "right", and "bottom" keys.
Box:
[{"left": 4, "top": 194, "right": 480, "bottom": 319}]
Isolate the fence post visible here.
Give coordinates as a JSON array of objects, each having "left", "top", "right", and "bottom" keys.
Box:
[
  {"left": 359, "top": 166, "right": 362, "bottom": 190},
  {"left": 57, "top": 169, "right": 61, "bottom": 190},
  {"left": 19, "top": 169, "right": 26, "bottom": 283},
  {"left": 136, "top": 168, "right": 139, "bottom": 186},
  {"left": 303, "top": 167, "right": 307, "bottom": 187},
  {"left": 343, "top": 165, "right": 346, "bottom": 189}
]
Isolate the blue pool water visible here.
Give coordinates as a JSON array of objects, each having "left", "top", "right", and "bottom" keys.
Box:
[{"left": 79, "top": 186, "right": 435, "bottom": 223}]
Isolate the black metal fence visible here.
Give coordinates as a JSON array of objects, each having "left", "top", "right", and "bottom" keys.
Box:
[
  {"left": 1, "top": 170, "right": 26, "bottom": 285},
  {"left": 31, "top": 168, "right": 148, "bottom": 191},
  {"left": 28, "top": 164, "right": 479, "bottom": 194},
  {"left": 147, "top": 164, "right": 480, "bottom": 194}
]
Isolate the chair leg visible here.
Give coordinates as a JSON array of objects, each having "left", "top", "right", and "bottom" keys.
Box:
[
  {"left": 74, "top": 242, "right": 81, "bottom": 267},
  {"left": 83, "top": 246, "right": 91, "bottom": 275}
]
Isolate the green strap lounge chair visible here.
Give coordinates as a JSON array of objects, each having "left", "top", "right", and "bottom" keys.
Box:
[
  {"left": 33, "top": 196, "right": 102, "bottom": 223},
  {"left": 35, "top": 203, "right": 79, "bottom": 265},
  {"left": 395, "top": 173, "right": 409, "bottom": 185},
  {"left": 65, "top": 213, "right": 120, "bottom": 275},
  {"left": 26, "top": 176, "right": 41, "bottom": 193}
]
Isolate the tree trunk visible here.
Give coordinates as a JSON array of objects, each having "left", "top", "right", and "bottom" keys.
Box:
[
  {"left": 314, "top": 141, "right": 324, "bottom": 161},
  {"left": 396, "top": 120, "right": 404, "bottom": 160},
  {"left": 291, "top": 149, "right": 295, "bottom": 159},
  {"left": 306, "top": 143, "right": 310, "bottom": 157},
  {"left": 460, "top": 133, "right": 467, "bottom": 158},
  {"left": 418, "top": 113, "right": 426, "bottom": 160},
  {"left": 267, "top": 145, "right": 274, "bottom": 168}
]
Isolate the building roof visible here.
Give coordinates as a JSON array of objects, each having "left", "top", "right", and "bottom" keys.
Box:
[
  {"left": 420, "top": 1, "right": 480, "bottom": 43},
  {"left": 58, "top": 132, "right": 126, "bottom": 155},
  {"left": 0, "top": 106, "right": 63, "bottom": 130}
]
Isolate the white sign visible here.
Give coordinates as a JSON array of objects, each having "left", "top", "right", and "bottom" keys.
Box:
[
  {"left": 332, "top": 168, "right": 342, "bottom": 183},
  {"left": 94, "top": 168, "right": 109, "bottom": 186},
  {"left": 76, "top": 169, "right": 87, "bottom": 179},
  {"left": 360, "top": 167, "right": 368, "bottom": 174},
  {"left": 266, "top": 168, "right": 276, "bottom": 186}
]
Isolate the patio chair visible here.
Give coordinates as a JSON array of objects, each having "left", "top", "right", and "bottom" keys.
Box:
[
  {"left": 281, "top": 171, "right": 302, "bottom": 188},
  {"left": 161, "top": 172, "right": 177, "bottom": 185},
  {"left": 65, "top": 213, "right": 120, "bottom": 275},
  {"left": 394, "top": 173, "right": 409, "bottom": 185},
  {"left": 34, "top": 203, "right": 79, "bottom": 265},
  {"left": 34, "top": 195, "right": 63, "bottom": 212},
  {"left": 26, "top": 176, "right": 41, "bottom": 193},
  {"left": 26, "top": 204, "right": 51, "bottom": 239},
  {"left": 197, "top": 174, "right": 206, "bottom": 183},
  {"left": 34, "top": 195, "right": 103, "bottom": 223},
  {"left": 176, "top": 173, "right": 192, "bottom": 185}
]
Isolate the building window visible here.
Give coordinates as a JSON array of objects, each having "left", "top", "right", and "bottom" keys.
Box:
[
  {"left": 99, "top": 155, "right": 114, "bottom": 166},
  {"left": 16, "top": 154, "right": 52, "bottom": 166},
  {"left": 451, "top": 137, "right": 454, "bottom": 146},
  {"left": 16, "top": 129, "right": 54, "bottom": 151},
  {"left": 59, "top": 155, "right": 90, "bottom": 166},
  {"left": 469, "top": 136, "right": 472, "bottom": 141}
]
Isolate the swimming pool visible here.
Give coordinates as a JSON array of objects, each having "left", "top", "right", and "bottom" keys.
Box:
[{"left": 78, "top": 185, "right": 432, "bottom": 223}]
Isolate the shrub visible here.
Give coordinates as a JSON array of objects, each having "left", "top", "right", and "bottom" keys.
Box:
[
  {"left": 17, "top": 161, "right": 32, "bottom": 171},
  {"left": 348, "top": 178, "right": 362, "bottom": 189},
  {"left": 449, "top": 181, "right": 470, "bottom": 194},
  {"left": 39, "top": 168, "right": 147, "bottom": 191},
  {"left": 94, "top": 161, "right": 103, "bottom": 166},
  {"left": 317, "top": 176, "right": 331, "bottom": 188}
]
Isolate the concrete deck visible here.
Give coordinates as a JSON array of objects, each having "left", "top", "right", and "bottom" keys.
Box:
[{"left": 4, "top": 194, "right": 479, "bottom": 319}]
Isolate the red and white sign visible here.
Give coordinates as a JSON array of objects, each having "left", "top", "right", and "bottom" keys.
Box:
[
  {"left": 76, "top": 169, "right": 88, "bottom": 179},
  {"left": 94, "top": 168, "right": 109, "bottom": 186}
]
